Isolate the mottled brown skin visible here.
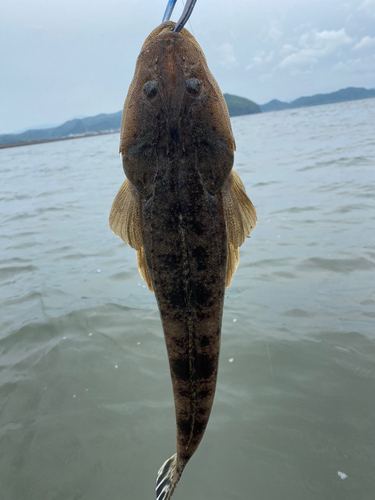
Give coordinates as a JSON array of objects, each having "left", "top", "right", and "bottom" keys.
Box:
[{"left": 119, "top": 22, "right": 235, "bottom": 470}]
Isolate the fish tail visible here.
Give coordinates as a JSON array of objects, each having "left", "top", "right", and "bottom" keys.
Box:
[{"left": 156, "top": 453, "right": 185, "bottom": 500}]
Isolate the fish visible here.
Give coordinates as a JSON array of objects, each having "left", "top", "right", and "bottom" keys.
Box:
[{"left": 109, "top": 20, "right": 257, "bottom": 500}]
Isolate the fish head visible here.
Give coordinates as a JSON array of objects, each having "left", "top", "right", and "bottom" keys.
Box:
[{"left": 120, "top": 21, "right": 235, "bottom": 197}]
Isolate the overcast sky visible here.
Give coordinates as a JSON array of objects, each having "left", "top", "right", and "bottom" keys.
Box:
[{"left": 1, "top": 0, "right": 374, "bottom": 134}]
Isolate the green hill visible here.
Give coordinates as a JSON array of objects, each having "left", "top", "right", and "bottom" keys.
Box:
[
  {"left": 260, "top": 87, "right": 375, "bottom": 112},
  {"left": 223, "top": 94, "right": 261, "bottom": 117},
  {"left": 290, "top": 87, "right": 375, "bottom": 108},
  {"left": 0, "top": 111, "right": 122, "bottom": 146},
  {"left": 260, "top": 99, "right": 290, "bottom": 112}
]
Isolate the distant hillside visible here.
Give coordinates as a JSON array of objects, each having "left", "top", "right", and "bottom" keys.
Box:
[
  {"left": 260, "top": 87, "right": 375, "bottom": 112},
  {"left": 0, "top": 111, "right": 122, "bottom": 146},
  {"left": 260, "top": 99, "right": 290, "bottom": 112},
  {"left": 223, "top": 93, "right": 261, "bottom": 117}
]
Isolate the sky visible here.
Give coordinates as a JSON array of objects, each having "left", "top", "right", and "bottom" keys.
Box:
[{"left": 1, "top": 0, "right": 374, "bottom": 134}]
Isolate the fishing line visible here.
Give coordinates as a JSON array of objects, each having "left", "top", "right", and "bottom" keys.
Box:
[
  {"left": 252, "top": 249, "right": 292, "bottom": 471},
  {"left": 266, "top": 342, "right": 275, "bottom": 382},
  {"left": 249, "top": 232, "right": 277, "bottom": 383}
]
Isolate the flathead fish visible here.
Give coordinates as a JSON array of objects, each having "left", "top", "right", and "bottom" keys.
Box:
[{"left": 110, "top": 20, "right": 257, "bottom": 500}]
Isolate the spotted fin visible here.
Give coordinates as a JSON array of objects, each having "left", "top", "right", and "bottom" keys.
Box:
[
  {"left": 156, "top": 454, "right": 184, "bottom": 500},
  {"left": 109, "top": 179, "right": 153, "bottom": 291},
  {"left": 223, "top": 169, "right": 257, "bottom": 287}
]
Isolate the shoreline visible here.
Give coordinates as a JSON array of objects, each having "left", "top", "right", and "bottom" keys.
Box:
[{"left": 0, "top": 129, "right": 120, "bottom": 150}]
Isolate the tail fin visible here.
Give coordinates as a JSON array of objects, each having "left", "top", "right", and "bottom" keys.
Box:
[{"left": 156, "top": 454, "right": 185, "bottom": 500}]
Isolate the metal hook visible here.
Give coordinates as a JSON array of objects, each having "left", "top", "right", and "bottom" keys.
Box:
[
  {"left": 162, "top": 0, "right": 178, "bottom": 22},
  {"left": 162, "top": 0, "right": 198, "bottom": 33}
]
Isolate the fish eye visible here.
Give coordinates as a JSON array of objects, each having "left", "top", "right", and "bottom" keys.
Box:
[
  {"left": 186, "top": 77, "right": 201, "bottom": 95},
  {"left": 143, "top": 80, "right": 158, "bottom": 98}
]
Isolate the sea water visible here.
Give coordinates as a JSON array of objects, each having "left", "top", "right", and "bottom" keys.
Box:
[{"left": 1, "top": 98, "right": 374, "bottom": 500}]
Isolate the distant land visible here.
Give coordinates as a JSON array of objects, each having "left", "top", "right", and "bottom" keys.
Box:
[
  {"left": 223, "top": 94, "right": 261, "bottom": 116},
  {"left": 0, "top": 87, "right": 374, "bottom": 148},
  {"left": 0, "top": 112, "right": 122, "bottom": 148},
  {"left": 260, "top": 86, "right": 375, "bottom": 112}
]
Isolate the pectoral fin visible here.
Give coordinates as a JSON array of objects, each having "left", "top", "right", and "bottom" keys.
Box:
[
  {"left": 109, "top": 179, "right": 142, "bottom": 249},
  {"left": 136, "top": 246, "right": 153, "bottom": 292},
  {"left": 109, "top": 179, "right": 153, "bottom": 292},
  {"left": 226, "top": 242, "right": 240, "bottom": 288},
  {"left": 223, "top": 170, "right": 257, "bottom": 287}
]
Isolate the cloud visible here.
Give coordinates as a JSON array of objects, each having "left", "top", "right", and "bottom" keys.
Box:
[
  {"left": 261, "top": 20, "right": 283, "bottom": 41},
  {"left": 218, "top": 43, "right": 236, "bottom": 68},
  {"left": 279, "top": 52, "right": 317, "bottom": 70},
  {"left": 246, "top": 56, "right": 262, "bottom": 71},
  {"left": 299, "top": 29, "right": 353, "bottom": 51},
  {"left": 246, "top": 51, "right": 274, "bottom": 70},
  {"left": 333, "top": 61, "right": 347, "bottom": 71},
  {"left": 333, "top": 54, "right": 375, "bottom": 75},
  {"left": 353, "top": 36, "right": 375, "bottom": 50},
  {"left": 359, "top": 0, "right": 375, "bottom": 12},
  {"left": 281, "top": 44, "right": 297, "bottom": 55},
  {"left": 294, "top": 22, "right": 312, "bottom": 33},
  {"left": 258, "top": 73, "right": 273, "bottom": 83},
  {"left": 278, "top": 28, "right": 353, "bottom": 71},
  {"left": 269, "top": 26, "right": 283, "bottom": 40}
]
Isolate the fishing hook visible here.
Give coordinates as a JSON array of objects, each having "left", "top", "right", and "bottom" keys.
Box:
[
  {"left": 162, "top": 0, "right": 178, "bottom": 22},
  {"left": 162, "top": 0, "right": 198, "bottom": 33}
]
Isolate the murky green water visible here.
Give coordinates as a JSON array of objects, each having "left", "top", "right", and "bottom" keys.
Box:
[{"left": 1, "top": 99, "right": 375, "bottom": 500}]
